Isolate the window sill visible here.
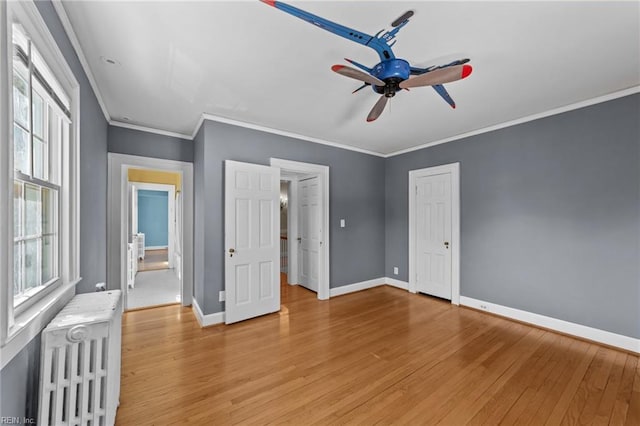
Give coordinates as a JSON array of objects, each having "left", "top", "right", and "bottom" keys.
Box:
[{"left": 0, "top": 278, "right": 79, "bottom": 369}]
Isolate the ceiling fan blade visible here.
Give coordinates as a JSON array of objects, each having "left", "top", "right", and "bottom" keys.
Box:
[
  {"left": 399, "top": 64, "right": 472, "bottom": 89},
  {"left": 332, "top": 65, "right": 385, "bottom": 87},
  {"left": 391, "top": 10, "right": 414, "bottom": 27},
  {"left": 366, "top": 95, "right": 388, "bottom": 122}
]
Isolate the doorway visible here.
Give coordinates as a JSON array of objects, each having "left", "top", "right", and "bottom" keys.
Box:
[
  {"left": 107, "top": 153, "right": 194, "bottom": 311},
  {"left": 408, "top": 162, "right": 460, "bottom": 305},
  {"left": 271, "top": 158, "right": 330, "bottom": 301},
  {"left": 128, "top": 180, "right": 179, "bottom": 309},
  {"left": 223, "top": 158, "right": 330, "bottom": 324}
]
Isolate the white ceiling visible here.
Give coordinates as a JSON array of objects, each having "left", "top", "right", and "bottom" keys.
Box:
[{"left": 58, "top": 1, "right": 639, "bottom": 156}]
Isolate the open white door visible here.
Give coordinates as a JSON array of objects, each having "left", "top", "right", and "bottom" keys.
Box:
[
  {"left": 298, "top": 176, "right": 321, "bottom": 292},
  {"left": 225, "top": 160, "right": 280, "bottom": 324}
]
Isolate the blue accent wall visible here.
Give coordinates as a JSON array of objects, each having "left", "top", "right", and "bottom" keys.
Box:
[{"left": 138, "top": 190, "right": 169, "bottom": 248}]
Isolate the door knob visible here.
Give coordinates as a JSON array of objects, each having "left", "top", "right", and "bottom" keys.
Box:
[
  {"left": 297, "top": 237, "right": 302, "bottom": 242},
  {"left": 229, "top": 248, "right": 235, "bottom": 257},
  {"left": 444, "top": 241, "right": 449, "bottom": 249}
]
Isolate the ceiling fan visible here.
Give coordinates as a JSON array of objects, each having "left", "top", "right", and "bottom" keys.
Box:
[{"left": 260, "top": 0, "right": 473, "bottom": 122}]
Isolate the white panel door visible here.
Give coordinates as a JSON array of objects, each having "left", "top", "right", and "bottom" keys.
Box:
[
  {"left": 415, "top": 173, "right": 452, "bottom": 299},
  {"left": 298, "top": 176, "right": 320, "bottom": 292},
  {"left": 225, "top": 160, "right": 280, "bottom": 324}
]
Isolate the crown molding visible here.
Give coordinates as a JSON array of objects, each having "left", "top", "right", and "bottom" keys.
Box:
[
  {"left": 51, "top": 0, "right": 110, "bottom": 122},
  {"left": 41, "top": 2, "right": 640, "bottom": 158},
  {"left": 385, "top": 86, "right": 640, "bottom": 158},
  {"left": 109, "top": 120, "right": 192, "bottom": 140},
  {"left": 198, "top": 113, "right": 386, "bottom": 158}
]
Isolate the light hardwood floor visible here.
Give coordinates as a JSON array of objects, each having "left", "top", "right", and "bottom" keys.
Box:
[
  {"left": 137, "top": 248, "right": 169, "bottom": 272},
  {"left": 117, "top": 279, "right": 639, "bottom": 425}
]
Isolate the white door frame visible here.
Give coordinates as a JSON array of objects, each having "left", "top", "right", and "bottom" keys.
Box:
[
  {"left": 107, "top": 153, "right": 194, "bottom": 309},
  {"left": 408, "top": 162, "right": 460, "bottom": 305},
  {"left": 130, "top": 182, "right": 176, "bottom": 267},
  {"left": 270, "top": 158, "right": 330, "bottom": 300}
]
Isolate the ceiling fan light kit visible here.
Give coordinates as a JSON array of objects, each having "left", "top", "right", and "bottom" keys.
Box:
[{"left": 261, "top": 0, "right": 473, "bottom": 122}]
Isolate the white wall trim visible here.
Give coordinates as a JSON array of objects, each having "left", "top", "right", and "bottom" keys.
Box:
[
  {"left": 110, "top": 120, "right": 192, "bottom": 140},
  {"left": 2, "top": 0, "right": 82, "bottom": 367},
  {"left": 192, "top": 298, "right": 224, "bottom": 327},
  {"left": 408, "top": 162, "right": 461, "bottom": 305},
  {"left": 201, "top": 113, "right": 385, "bottom": 157},
  {"left": 191, "top": 114, "right": 206, "bottom": 139},
  {"left": 328, "top": 277, "right": 409, "bottom": 297},
  {"left": 50, "top": 0, "right": 110, "bottom": 122},
  {"left": 384, "top": 278, "right": 409, "bottom": 291},
  {"left": 329, "top": 277, "right": 387, "bottom": 298},
  {"left": 0, "top": 281, "right": 76, "bottom": 369},
  {"left": 386, "top": 86, "right": 640, "bottom": 158},
  {"left": 270, "top": 158, "right": 330, "bottom": 301},
  {"left": 460, "top": 296, "right": 640, "bottom": 354}
]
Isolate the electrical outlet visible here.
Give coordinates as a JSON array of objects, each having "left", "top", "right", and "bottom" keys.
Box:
[
  {"left": 340, "top": 219, "right": 346, "bottom": 228},
  {"left": 219, "top": 291, "right": 225, "bottom": 302},
  {"left": 393, "top": 267, "right": 399, "bottom": 275}
]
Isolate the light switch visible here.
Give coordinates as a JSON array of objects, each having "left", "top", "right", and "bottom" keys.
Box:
[{"left": 340, "top": 219, "right": 346, "bottom": 228}]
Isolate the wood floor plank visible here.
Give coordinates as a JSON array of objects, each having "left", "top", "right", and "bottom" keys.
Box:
[
  {"left": 521, "top": 338, "right": 592, "bottom": 425},
  {"left": 625, "top": 360, "right": 640, "bottom": 426},
  {"left": 115, "top": 283, "right": 638, "bottom": 425},
  {"left": 592, "top": 350, "right": 629, "bottom": 425},
  {"left": 465, "top": 331, "right": 566, "bottom": 425},
  {"left": 607, "top": 354, "right": 637, "bottom": 425},
  {"left": 543, "top": 343, "right": 599, "bottom": 426}
]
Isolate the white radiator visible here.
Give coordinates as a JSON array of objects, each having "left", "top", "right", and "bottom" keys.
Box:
[
  {"left": 136, "top": 233, "right": 145, "bottom": 260},
  {"left": 38, "top": 290, "right": 122, "bottom": 426}
]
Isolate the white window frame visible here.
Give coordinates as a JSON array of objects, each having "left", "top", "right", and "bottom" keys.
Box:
[{"left": 0, "top": 0, "right": 80, "bottom": 369}]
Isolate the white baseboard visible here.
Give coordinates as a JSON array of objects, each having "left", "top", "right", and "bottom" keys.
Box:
[
  {"left": 192, "top": 298, "right": 225, "bottom": 327},
  {"left": 145, "top": 245, "right": 168, "bottom": 250},
  {"left": 460, "top": 296, "right": 639, "bottom": 354},
  {"left": 384, "top": 277, "right": 409, "bottom": 291},
  {"left": 330, "top": 277, "right": 387, "bottom": 297},
  {"left": 329, "top": 277, "right": 411, "bottom": 297}
]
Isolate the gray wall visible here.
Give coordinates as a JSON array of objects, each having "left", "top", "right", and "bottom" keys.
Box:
[
  {"left": 385, "top": 94, "right": 640, "bottom": 338},
  {"left": 108, "top": 125, "right": 193, "bottom": 163},
  {"left": 193, "top": 125, "right": 205, "bottom": 307},
  {"left": 0, "top": 336, "right": 40, "bottom": 421},
  {"left": 2, "top": 1, "right": 637, "bottom": 419},
  {"left": 196, "top": 120, "right": 386, "bottom": 314},
  {"left": 1, "top": 0, "right": 109, "bottom": 419}
]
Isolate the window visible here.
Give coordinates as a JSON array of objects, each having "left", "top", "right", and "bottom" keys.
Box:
[
  {"left": 1, "top": 0, "right": 80, "bottom": 362},
  {"left": 12, "top": 24, "right": 70, "bottom": 310}
]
